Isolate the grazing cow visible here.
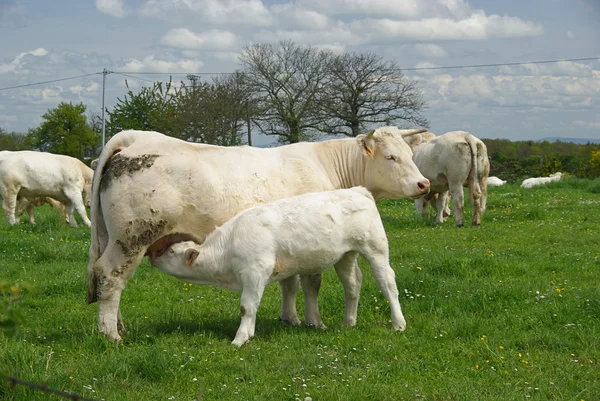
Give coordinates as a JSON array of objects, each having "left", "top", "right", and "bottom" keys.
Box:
[
  {"left": 0, "top": 151, "right": 93, "bottom": 227},
  {"left": 153, "top": 187, "right": 406, "bottom": 346},
  {"left": 487, "top": 176, "right": 507, "bottom": 187},
  {"left": 16, "top": 196, "right": 69, "bottom": 224},
  {"left": 405, "top": 131, "right": 490, "bottom": 226},
  {"left": 520, "top": 172, "right": 563, "bottom": 188},
  {"left": 87, "top": 127, "right": 430, "bottom": 343}
]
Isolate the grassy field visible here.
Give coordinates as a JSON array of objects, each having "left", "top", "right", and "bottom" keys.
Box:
[{"left": 1, "top": 178, "right": 599, "bottom": 401}]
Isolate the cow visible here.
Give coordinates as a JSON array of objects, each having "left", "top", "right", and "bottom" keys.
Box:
[
  {"left": 487, "top": 176, "right": 507, "bottom": 187},
  {"left": 153, "top": 187, "right": 406, "bottom": 346},
  {"left": 404, "top": 131, "right": 489, "bottom": 226},
  {"left": 520, "top": 172, "right": 562, "bottom": 188},
  {"left": 87, "top": 127, "right": 430, "bottom": 343},
  {"left": 0, "top": 151, "right": 93, "bottom": 227},
  {"left": 16, "top": 196, "right": 69, "bottom": 224}
]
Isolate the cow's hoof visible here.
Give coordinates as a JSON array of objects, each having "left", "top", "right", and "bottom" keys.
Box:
[{"left": 306, "top": 322, "right": 327, "bottom": 330}]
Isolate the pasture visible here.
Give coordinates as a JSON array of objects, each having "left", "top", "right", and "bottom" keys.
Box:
[{"left": 1, "top": 178, "right": 599, "bottom": 400}]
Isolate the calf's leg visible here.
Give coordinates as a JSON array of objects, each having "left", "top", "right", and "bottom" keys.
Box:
[
  {"left": 278, "top": 275, "right": 301, "bottom": 326},
  {"left": 361, "top": 245, "right": 406, "bottom": 332},
  {"left": 1, "top": 188, "right": 18, "bottom": 225},
  {"left": 334, "top": 252, "right": 362, "bottom": 327},
  {"left": 301, "top": 274, "right": 326, "bottom": 329},
  {"left": 233, "top": 272, "right": 268, "bottom": 347}
]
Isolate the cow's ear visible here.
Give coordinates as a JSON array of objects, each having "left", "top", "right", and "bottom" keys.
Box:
[
  {"left": 185, "top": 248, "right": 199, "bottom": 265},
  {"left": 357, "top": 133, "right": 375, "bottom": 158},
  {"left": 403, "top": 133, "right": 422, "bottom": 150}
]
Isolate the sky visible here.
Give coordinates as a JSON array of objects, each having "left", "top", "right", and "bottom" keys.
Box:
[{"left": 1, "top": 0, "right": 599, "bottom": 146}]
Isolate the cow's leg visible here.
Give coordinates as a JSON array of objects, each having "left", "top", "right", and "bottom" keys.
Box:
[
  {"left": 415, "top": 198, "right": 428, "bottom": 218},
  {"left": 301, "top": 274, "right": 326, "bottom": 329},
  {"left": 2, "top": 188, "right": 19, "bottom": 226},
  {"left": 64, "top": 202, "right": 78, "bottom": 228},
  {"left": 93, "top": 243, "right": 143, "bottom": 343},
  {"left": 469, "top": 186, "right": 482, "bottom": 226},
  {"left": 25, "top": 203, "right": 36, "bottom": 224},
  {"left": 232, "top": 273, "right": 268, "bottom": 347},
  {"left": 435, "top": 192, "right": 450, "bottom": 223},
  {"left": 361, "top": 246, "right": 406, "bottom": 332},
  {"left": 65, "top": 191, "right": 91, "bottom": 228},
  {"left": 278, "top": 276, "right": 301, "bottom": 326},
  {"left": 334, "top": 252, "right": 362, "bottom": 327},
  {"left": 449, "top": 184, "right": 465, "bottom": 227}
]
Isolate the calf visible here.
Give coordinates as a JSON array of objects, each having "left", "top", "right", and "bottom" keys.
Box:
[
  {"left": 153, "top": 187, "right": 406, "bottom": 346},
  {"left": 520, "top": 172, "right": 562, "bottom": 188},
  {"left": 16, "top": 197, "right": 69, "bottom": 224}
]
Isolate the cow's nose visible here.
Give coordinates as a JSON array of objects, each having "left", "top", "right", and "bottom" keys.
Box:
[{"left": 417, "top": 179, "right": 430, "bottom": 194}]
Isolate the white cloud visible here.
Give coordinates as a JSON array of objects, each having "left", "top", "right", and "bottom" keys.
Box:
[
  {"left": 161, "top": 28, "right": 239, "bottom": 51},
  {"left": 574, "top": 120, "right": 600, "bottom": 128},
  {"left": 119, "top": 55, "right": 204, "bottom": 73},
  {"left": 353, "top": 12, "right": 543, "bottom": 42},
  {"left": 566, "top": 30, "right": 574, "bottom": 39},
  {"left": 253, "top": 22, "right": 361, "bottom": 46},
  {"left": 140, "top": 0, "right": 273, "bottom": 26},
  {"left": 211, "top": 51, "right": 242, "bottom": 63},
  {"left": 0, "top": 114, "right": 17, "bottom": 123},
  {"left": 0, "top": 48, "right": 48, "bottom": 74},
  {"left": 96, "top": 0, "right": 126, "bottom": 18},
  {"left": 415, "top": 43, "right": 447, "bottom": 57}
]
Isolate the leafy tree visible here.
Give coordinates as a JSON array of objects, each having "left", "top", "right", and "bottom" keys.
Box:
[
  {"left": 106, "top": 79, "right": 180, "bottom": 139},
  {"left": 176, "top": 73, "right": 252, "bottom": 146},
  {"left": 319, "top": 52, "right": 428, "bottom": 137},
  {"left": 0, "top": 128, "right": 30, "bottom": 151},
  {"left": 240, "top": 40, "right": 333, "bottom": 143},
  {"left": 590, "top": 150, "right": 600, "bottom": 177},
  {"left": 27, "top": 102, "right": 97, "bottom": 159}
]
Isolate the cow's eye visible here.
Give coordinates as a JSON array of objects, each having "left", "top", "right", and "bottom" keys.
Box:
[{"left": 385, "top": 155, "right": 396, "bottom": 161}]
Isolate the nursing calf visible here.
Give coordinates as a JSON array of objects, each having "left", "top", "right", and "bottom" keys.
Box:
[{"left": 153, "top": 187, "right": 405, "bottom": 346}]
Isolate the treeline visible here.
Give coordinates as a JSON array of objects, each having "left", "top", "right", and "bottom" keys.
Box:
[{"left": 484, "top": 138, "right": 600, "bottom": 180}]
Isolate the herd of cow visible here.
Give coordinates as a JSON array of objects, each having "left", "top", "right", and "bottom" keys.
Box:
[{"left": 0, "top": 127, "right": 563, "bottom": 346}]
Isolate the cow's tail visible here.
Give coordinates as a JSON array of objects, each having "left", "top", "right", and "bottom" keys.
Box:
[
  {"left": 465, "top": 134, "right": 489, "bottom": 223},
  {"left": 86, "top": 130, "right": 150, "bottom": 304}
]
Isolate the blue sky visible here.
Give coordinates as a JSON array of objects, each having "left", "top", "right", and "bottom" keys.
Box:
[{"left": 1, "top": 0, "right": 599, "bottom": 146}]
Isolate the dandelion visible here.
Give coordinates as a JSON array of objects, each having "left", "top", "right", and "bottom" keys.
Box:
[
  {"left": 518, "top": 353, "right": 522, "bottom": 357},
  {"left": 480, "top": 335, "right": 487, "bottom": 341},
  {"left": 416, "top": 266, "right": 422, "bottom": 271},
  {"left": 475, "top": 364, "right": 480, "bottom": 370},
  {"left": 144, "top": 316, "right": 149, "bottom": 319},
  {"left": 375, "top": 306, "right": 380, "bottom": 311},
  {"left": 499, "top": 345, "right": 504, "bottom": 350}
]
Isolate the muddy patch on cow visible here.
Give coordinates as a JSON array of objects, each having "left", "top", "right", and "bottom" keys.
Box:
[
  {"left": 116, "top": 218, "right": 168, "bottom": 258},
  {"left": 100, "top": 153, "right": 159, "bottom": 192}
]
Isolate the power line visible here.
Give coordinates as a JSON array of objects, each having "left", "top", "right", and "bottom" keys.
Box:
[
  {"left": 0, "top": 56, "right": 598, "bottom": 92},
  {"left": 0, "top": 72, "right": 102, "bottom": 91},
  {"left": 400, "top": 56, "right": 600, "bottom": 71}
]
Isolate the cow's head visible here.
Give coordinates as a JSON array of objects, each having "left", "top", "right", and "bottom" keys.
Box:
[
  {"left": 152, "top": 241, "right": 200, "bottom": 277},
  {"left": 357, "top": 127, "right": 430, "bottom": 200}
]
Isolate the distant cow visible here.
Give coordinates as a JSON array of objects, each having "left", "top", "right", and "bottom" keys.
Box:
[
  {"left": 0, "top": 151, "right": 93, "bottom": 227},
  {"left": 487, "top": 176, "right": 507, "bottom": 187},
  {"left": 405, "top": 131, "right": 490, "bottom": 226},
  {"left": 16, "top": 197, "right": 69, "bottom": 224},
  {"left": 87, "top": 127, "right": 430, "bottom": 343},
  {"left": 520, "top": 172, "right": 563, "bottom": 188},
  {"left": 153, "top": 187, "right": 406, "bottom": 346}
]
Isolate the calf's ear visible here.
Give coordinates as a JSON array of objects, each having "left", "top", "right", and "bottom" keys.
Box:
[
  {"left": 357, "top": 132, "right": 376, "bottom": 157},
  {"left": 185, "top": 249, "right": 199, "bottom": 265}
]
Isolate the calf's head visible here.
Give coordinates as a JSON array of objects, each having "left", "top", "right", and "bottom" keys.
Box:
[
  {"left": 152, "top": 241, "right": 200, "bottom": 275},
  {"left": 357, "top": 127, "right": 430, "bottom": 200}
]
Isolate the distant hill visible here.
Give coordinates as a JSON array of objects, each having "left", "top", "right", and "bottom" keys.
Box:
[{"left": 539, "top": 137, "right": 600, "bottom": 144}]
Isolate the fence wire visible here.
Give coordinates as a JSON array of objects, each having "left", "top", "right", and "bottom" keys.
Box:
[{"left": 3, "top": 375, "right": 101, "bottom": 401}]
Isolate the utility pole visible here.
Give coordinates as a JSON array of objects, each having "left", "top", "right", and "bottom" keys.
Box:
[{"left": 101, "top": 68, "right": 113, "bottom": 150}]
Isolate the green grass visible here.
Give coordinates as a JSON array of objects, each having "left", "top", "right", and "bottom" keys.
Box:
[{"left": 1, "top": 177, "right": 599, "bottom": 401}]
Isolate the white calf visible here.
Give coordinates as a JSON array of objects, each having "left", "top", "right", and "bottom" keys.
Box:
[
  {"left": 520, "top": 172, "right": 563, "bottom": 188},
  {"left": 153, "top": 187, "right": 406, "bottom": 347}
]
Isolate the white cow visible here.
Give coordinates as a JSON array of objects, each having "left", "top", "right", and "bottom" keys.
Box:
[
  {"left": 405, "top": 131, "right": 490, "bottom": 226},
  {"left": 520, "top": 172, "right": 563, "bottom": 188},
  {"left": 16, "top": 196, "right": 69, "bottom": 224},
  {"left": 0, "top": 151, "right": 93, "bottom": 227},
  {"left": 87, "top": 127, "right": 430, "bottom": 343},
  {"left": 153, "top": 187, "right": 406, "bottom": 346},
  {"left": 487, "top": 176, "right": 507, "bottom": 187}
]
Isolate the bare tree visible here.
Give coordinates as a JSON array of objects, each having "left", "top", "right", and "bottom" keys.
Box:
[
  {"left": 240, "top": 40, "right": 333, "bottom": 143},
  {"left": 319, "top": 52, "right": 428, "bottom": 137}
]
